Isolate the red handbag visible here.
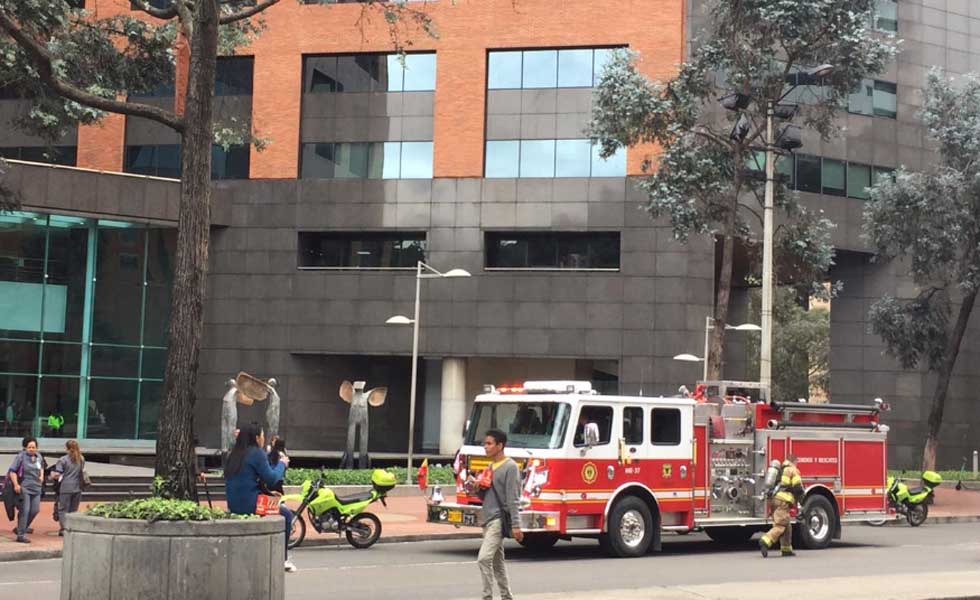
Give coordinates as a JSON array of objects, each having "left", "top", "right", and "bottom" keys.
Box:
[{"left": 255, "top": 494, "right": 279, "bottom": 516}]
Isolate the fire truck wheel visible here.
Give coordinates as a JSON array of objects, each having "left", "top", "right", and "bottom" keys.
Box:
[
  {"left": 798, "top": 495, "right": 836, "bottom": 550},
  {"left": 704, "top": 526, "right": 756, "bottom": 545},
  {"left": 517, "top": 532, "right": 560, "bottom": 552},
  {"left": 603, "top": 496, "right": 654, "bottom": 558}
]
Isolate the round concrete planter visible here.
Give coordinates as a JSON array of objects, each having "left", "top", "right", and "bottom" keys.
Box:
[{"left": 61, "top": 513, "right": 285, "bottom": 600}]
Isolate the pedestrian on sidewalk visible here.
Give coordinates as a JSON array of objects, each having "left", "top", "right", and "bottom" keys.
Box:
[
  {"left": 760, "top": 454, "right": 804, "bottom": 558},
  {"left": 52, "top": 440, "right": 85, "bottom": 536},
  {"left": 225, "top": 423, "right": 297, "bottom": 573},
  {"left": 7, "top": 436, "right": 44, "bottom": 544},
  {"left": 468, "top": 429, "right": 523, "bottom": 600}
]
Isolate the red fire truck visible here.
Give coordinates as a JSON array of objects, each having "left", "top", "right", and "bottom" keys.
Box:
[{"left": 426, "top": 380, "right": 892, "bottom": 557}]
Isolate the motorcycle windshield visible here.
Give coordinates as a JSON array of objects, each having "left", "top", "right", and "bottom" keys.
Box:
[{"left": 464, "top": 402, "right": 571, "bottom": 449}]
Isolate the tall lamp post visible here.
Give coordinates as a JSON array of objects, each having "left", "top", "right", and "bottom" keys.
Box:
[
  {"left": 386, "top": 261, "right": 471, "bottom": 483},
  {"left": 673, "top": 316, "right": 761, "bottom": 380},
  {"left": 720, "top": 64, "right": 834, "bottom": 390}
]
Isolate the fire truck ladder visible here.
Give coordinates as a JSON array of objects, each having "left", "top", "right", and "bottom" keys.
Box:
[{"left": 769, "top": 401, "right": 882, "bottom": 431}]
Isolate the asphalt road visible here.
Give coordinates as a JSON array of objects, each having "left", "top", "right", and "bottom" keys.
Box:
[{"left": 4, "top": 523, "right": 980, "bottom": 599}]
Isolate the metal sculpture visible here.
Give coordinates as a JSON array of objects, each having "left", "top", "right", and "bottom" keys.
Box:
[
  {"left": 266, "top": 378, "right": 280, "bottom": 441},
  {"left": 220, "top": 378, "right": 239, "bottom": 453},
  {"left": 339, "top": 380, "right": 387, "bottom": 469}
]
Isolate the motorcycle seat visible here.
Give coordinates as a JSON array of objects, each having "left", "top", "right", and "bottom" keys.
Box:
[
  {"left": 907, "top": 486, "right": 925, "bottom": 496},
  {"left": 335, "top": 490, "right": 374, "bottom": 505}
]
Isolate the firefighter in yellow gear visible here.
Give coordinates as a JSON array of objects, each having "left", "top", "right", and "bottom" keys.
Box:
[{"left": 760, "top": 454, "right": 804, "bottom": 557}]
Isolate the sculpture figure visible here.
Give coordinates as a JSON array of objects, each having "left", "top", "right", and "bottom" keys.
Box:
[
  {"left": 266, "top": 378, "right": 280, "bottom": 441},
  {"left": 339, "top": 380, "right": 387, "bottom": 469},
  {"left": 220, "top": 378, "right": 239, "bottom": 453}
]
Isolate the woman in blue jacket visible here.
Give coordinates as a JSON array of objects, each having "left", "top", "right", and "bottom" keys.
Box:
[{"left": 224, "top": 423, "right": 297, "bottom": 572}]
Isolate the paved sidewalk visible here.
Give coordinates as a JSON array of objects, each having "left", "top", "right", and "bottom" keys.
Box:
[{"left": 3, "top": 485, "right": 980, "bottom": 562}]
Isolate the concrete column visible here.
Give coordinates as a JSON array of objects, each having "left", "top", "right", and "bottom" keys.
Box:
[{"left": 439, "top": 357, "right": 468, "bottom": 455}]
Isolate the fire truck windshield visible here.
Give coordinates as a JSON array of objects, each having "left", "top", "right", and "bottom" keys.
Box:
[{"left": 464, "top": 402, "right": 571, "bottom": 449}]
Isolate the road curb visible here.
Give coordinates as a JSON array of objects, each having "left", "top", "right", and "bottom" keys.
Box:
[
  {"left": 0, "top": 547, "right": 63, "bottom": 562},
  {"left": 292, "top": 531, "right": 483, "bottom": 549}
]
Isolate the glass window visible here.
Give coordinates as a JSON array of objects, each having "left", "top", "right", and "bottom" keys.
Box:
[
  {"left": 212, "top": 144, "right": 250, "bottom": 180},
  {"left": 796, "top": 154, "right": 821, "bottom": 193},
  {"left": 403, "top": 53, "right": 437, "bottom": 92},
  {"left": 557, "top": 49, "right": 593, "bottom": 88},
  {"left": 214, "top": 57, "right": 254, "bottom": 96},
  {"left": 486, "top": 232, "right": 620, "bottom": 270},
  {"left": 593, "top": 48, "right": 615, "bottom": 85},
  {"left": 848, "top": 79, "right": 874, "bottom": 116},
  {"left": 873, "top": 81, "right": 897, "bottom": 118},
  {"left": 384, "top": 54, "right": 404, "bottom": 92},
  {"left": 86, "top": 379, "right": 138, "bottom": 439},
  {"left": 651, "top": 408, "right": 681, "bottom": 445},
  {"left": 399, "top": 141, "right": 433, "bottom": 179},
  {"left": 873, "top": 166, "right": 896, "bottom": 185},
  {"left": 574, "top": 405, "right": 613, "bottom": 446},
  {"left": 555, "top": 139, "right": 592, "bottom": 177},
  {"left": 379, "top": 141, "right": 401, "bottom": 179},
  {"left": 0, "top": 146, "right": 77, "bottom": 166},
  {"left": 623, "top": 406, "right": 644, "bottom": 445},
  {"left": 875, "top": 0, "right": 898, "bottom": 32},
  {"left": 0, "top": 375, "right": 39, "bottom": 439},
  {"left": 821, "top": 158, "right": 846, "bottom": 196},
  {"left": 519, "top": 139, "right": 556, "bottom": 177},
  {"left": 463, "top": 402, "right": 571, "bottom": 449},
  {"left": 485, "top": 141, "right": 520, "bottom": 178},
  {"left": 142, "top": 228, "right": 176, "bottom": 347},
  {"left": 297, "top": 232, "right": 426, "bottom": 268},
  {"left": 591, "top": 143, "right": 626, "bottom": 177},
  {"left": 521, "top": 50, "right": 558, "bottom": 89},
  {"left": 93, "top": 227, "right": 145, "bottom": 345},
  {"left": 0, "top": 214, "right": 50, "bottom": 339},
  {"left": 488, "top": 51, "right": 523, "bottom": 89},
  {"left": 847, "top": 162, "right": 872, "bottom": 199},
  {"left": 307, "top": 56, "right": 342, "bottom": 93},
  {"left": 776, "top": 155, "right": 795, "bottom": 188}
]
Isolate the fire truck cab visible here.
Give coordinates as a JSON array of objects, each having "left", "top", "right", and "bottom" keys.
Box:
[{"left": 426, "top": 380, "right": 892, "bottom": 557}]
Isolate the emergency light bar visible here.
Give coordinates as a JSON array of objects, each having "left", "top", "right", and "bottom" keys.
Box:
[{"left": 523, "top": 381, "right": 593, "bottom": 394}]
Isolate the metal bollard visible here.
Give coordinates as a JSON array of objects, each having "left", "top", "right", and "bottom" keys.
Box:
[{"left": 974, "top": 450, "right": 978, "bottom": 476}]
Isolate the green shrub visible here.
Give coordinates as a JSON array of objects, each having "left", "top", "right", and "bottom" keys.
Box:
[
  {"left": 86, "top": 498, "right": 252, "bottom": 522},
  {"left": 283, "top": 465, "right": 456, "bottom": 486},
  {"left": 888, "top": 469, "right": 980, "bottom": 482}
]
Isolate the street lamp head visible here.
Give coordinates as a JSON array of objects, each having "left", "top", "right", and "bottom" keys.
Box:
[
  {"left": 808, "top": 64, "right": 835, "bottom": 78},
  {"left": 730, "top": 323, "right": 762, "bottom": 332},
  {"left": 673, "top": 353, "right": 705, "bottom": 363},
  {"left": 719, "top": 92, "right": 751, "bottom": 111},
  {"left": 441, "top": 268, "right": 471, "bottom": 278},
  {"left": 385, "top": 315, "right": 414, "bottom": 325}
]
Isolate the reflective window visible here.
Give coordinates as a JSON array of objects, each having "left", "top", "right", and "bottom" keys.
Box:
[
  {"left": 304, "top": 53, "right": 436, "bottom": 93},
  {"left": 297, "top": 232, "right": 426, "bottom": 268},
  {"left": 488, "top": 47, "right": 623, "bottom": 89},
  {"left": 485, "top": 232, "right": 620, "bottom": 270},
  {"left": 520, "top": 139, "right": 556, "bottom": 177},
  {"left": 484, "top": 139, "right": 625, "bottom": 178},
  {"left": 821, "top": 158, "right": 846, "bottom": 197},
  {"left": 521, "top": 50, "right": 558, "bottom": 89},
  {"left": 214, "top": 56, "right": 254, "bottom": 96},
  {"left": 485, "top": 140, "right": 520, "bottom": 178},
  {"left": 300, "top": 141, "right": 433, "bottom": 179},
  {"left": 651, "top": 408, "right": 681, "bottom": 445},
  {"left": 874, "top": 0, "right": 898, "bottom": 32},
  {"left": 555, "top": 139, "right": 591, "bottom": 177},
  {"left": 124, "top": 144, "right": 248, "bottom": 179},
  {"left": 849, "top": 79, "right": 897, "bottom": 119},
  {"left": 847, "top": 162, "right": 872, "bottom": 199},
  {"left": 873, "top": 166, "right": 896, "bottom": 185},
  {"left": 796, "top": 154, "right": 821, "bottom": 193},
  {"left": 623, "top": 406, "right": 644, "bottom": 445},
  {"left": 0, "top": 146, "right": 76, "bottom": 166}
]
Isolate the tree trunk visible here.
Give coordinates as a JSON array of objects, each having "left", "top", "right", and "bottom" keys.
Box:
[
  {"left": 154, "top": 1, "right": 220, "bottom": 500},
  {"left": 707, "top": 174, "right": 741, "bottom": 380},
  {"left": 921, "top": 285, "right": 978, "bottom": 471}
]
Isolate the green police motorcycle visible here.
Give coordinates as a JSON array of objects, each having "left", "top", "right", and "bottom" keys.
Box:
[
  {"left": 869, "top": 470, "right": 942, "bottom": 527},
  {"left": 283, "top": 469, "right": 397, "bottom": 549}
]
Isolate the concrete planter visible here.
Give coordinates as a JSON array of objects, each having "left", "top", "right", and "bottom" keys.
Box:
[{"left": 61, "top": 513, "right": 285, "bottom": 600}]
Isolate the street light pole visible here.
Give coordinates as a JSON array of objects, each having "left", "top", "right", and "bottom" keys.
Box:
[
  {"left": 702, "top": 316, "right": 711, "bottom": 381},
  {"left": 761, "top": 101, "right": 776, "bottom": 390},
  {"left": 406, "top": 260, "right": 422, "bottom": 482}
]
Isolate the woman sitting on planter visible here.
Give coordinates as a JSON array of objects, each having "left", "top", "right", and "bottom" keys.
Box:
[
  {"left": 52, "top": 439, "right": 85, "bottom": 536},
  {"left": 224, "top": 423, "right": 297, "bottom": 573}
]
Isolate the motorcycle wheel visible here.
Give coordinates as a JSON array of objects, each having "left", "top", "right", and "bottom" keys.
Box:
[
  {"left": 345, "top": 512, "right": 382, "bottom": 549},
  {"left": 907, "top": 503, "right": 928, "bottom": 527},
  {"left": 288, "top": 514, "right": 307, "bottom": 549}
]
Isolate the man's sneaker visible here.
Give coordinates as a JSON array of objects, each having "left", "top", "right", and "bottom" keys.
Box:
[
  {"left": 781, "top": 549, "right": 796, "bottom": 557},
  {"left": 758, "top": 539, "right": 768, "bottom": 558},
  {"left": 15, "top": 536, "right": 30, "bottom": 544},
  {"left": 284, "top": 559, "right": 297, "bottom": 573},
  {"left": 25, "top": 528, "right": 33, "bottom": 534}
]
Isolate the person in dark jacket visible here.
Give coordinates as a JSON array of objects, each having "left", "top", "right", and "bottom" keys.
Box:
[
  {"left": 267, "top": 438, "right": 289, "bottom": 494},
  {"left": 52, "top": 440, "right": 85, "bottom": 536},
  {"left": 8, "top": 436, "right": 44, "bottom": 543},
  {"left": 224, "top": 423, "right": 297, "bottom": 572}
]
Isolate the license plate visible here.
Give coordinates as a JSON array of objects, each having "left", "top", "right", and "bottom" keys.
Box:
[{"left": 447, "top": 510, "right": 463, "bottom": 523}]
